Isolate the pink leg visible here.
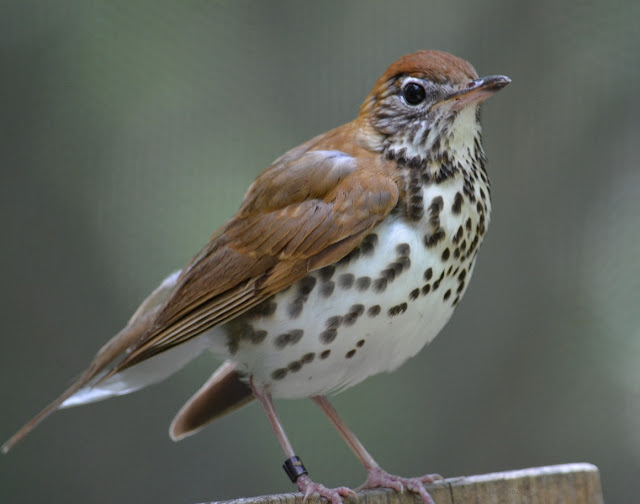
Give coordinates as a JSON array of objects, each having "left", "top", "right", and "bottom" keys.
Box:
[
  {"left": 249, "top": 380, "right": 356, "bottom": 504},
  {"left": 312, "top": 395, "right": 441, "bottom": 504}
]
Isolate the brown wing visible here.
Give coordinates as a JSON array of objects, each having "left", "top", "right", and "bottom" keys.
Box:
[
  {"left": 108, "top": 147, "right": 400, "bottom": 373},
  {"left": 2, "top": 140, "right": 400, "bottom": 454}
]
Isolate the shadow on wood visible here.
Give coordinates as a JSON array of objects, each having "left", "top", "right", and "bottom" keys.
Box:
[{"left": 202, "top": 463, "right": 603, "bottom": 504}]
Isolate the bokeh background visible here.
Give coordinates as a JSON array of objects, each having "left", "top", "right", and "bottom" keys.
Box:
[{"left": 1, "top": 1, "right": 638, "bottom": 502}]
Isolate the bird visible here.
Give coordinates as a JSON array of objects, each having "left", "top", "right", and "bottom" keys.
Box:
[{"left": 2, "top": 50, "right": 509, "bottom": 504}]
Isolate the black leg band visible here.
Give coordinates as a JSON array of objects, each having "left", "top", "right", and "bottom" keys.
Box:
[{"left": 283, "top": 456, "right": 308, "bottom": 483}]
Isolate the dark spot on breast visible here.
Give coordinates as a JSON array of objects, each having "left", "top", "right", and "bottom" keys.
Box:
[
  {"left": 345, "top": 349, "right": 356, "bottom": 359},
  {"left": 381, "top": 268, "right": 395, "bottom": 282},
  {"left": 441, "top": 248, "right": 450, "bottom": 261},
  {"left": 407, "top": 174, "right": 424, "bottom": 221},
  {"left": 421, "top": 284, "right": 431, "bottom": 295},
  {"left": 465, "top": 218, "right": 472, "bottom": 232},
  {"left": 320, "top": 349, "right": 331, "bottom": 359},
  {"left": 356, "top": 339, "right": 365, "bottom": 348},
  {"left": 320, "top": 329, "right": 337, "bottom": 344},
  {"left": 350, "top": 304, "right": 365, "bottom": 316},
  {"left": 343, "top": 304, "right": 365, "bottom": 326},
  {"left": 274, "top": 330, "right": 304, "bottom": 348},
  {"left": 272, "top": 368, "right": 288, "bottom": 380},
  {"left": 338, "top": 273, "right": 355, "bottom": 289},
  {"left": 468, "top": 235, "right": 479, "bottom": 254},
  {"left": 373, "top": 277, "right": 388, "bottom": 292},
  {"left": 320, "top": 281, "right": 335, "bottom": 298},
  {"left": 250, "top": 300, "right": 277, "bottom": 318},
  {"left": 320, "top": 320, "right": 340, "bottom": 344},
  {"left": 287, "top": 275, "right": 317, "bottom": 319},
  {"left": 252, "top": 330, "right": 267, "bottom": 344},
  {"left": 360, "top": 234, "right": 378, "bottom": 256},
  {"left": 356, "top": 276, "right": 371, "bottom": 291},
  {"left": 409, "top": 288, "right": 420, "bottom": 301},
  {"left": 424, "top": 228, "right": 445, "bottom": 248},
  {"left": 388, "top": 303, "right": 408, "bottom": 317},
  {"left": 396, "top": 243, "right": 411, "bottom": 256},
  {"left": 408, "top": 198, "right": 424, "bottom": 220},
  {"left": 274, "top": 333, "right": 289, "bottom": 348},
  {"left": 288, "top": 361, "right": 302, "bottom": 372},
  {"left": 424, "top": 268, "right": 433, "bottom": 280},
  {"left": 397, "top": 255, "right": 411, "bottom": 270},
  {"left": 288, "top": 299, "right": 303, "bottom": 319},
  {"left": 318, "top": 265, "right": 336, "bottom": 282},
  {"left": 443, "top": 289, "right": 451, "bottom": 300},
  {"left": 452, "top": 192, "right": 463, "bottom": 214},
  {"left": 428, "top": 196, "right": 444, "bottom": 225},
  {"left": 298, "top": 276, "right": 317, "bottom": 295},
  {"left": 453, "top": 226, "right": 464, "bottom": 244},
  {"left": 326, "top": 316, "right": 343, "bottom": 329},
  {"left": 367, "top": 305, "right": 381, "bottom": 317},
  {"left": 301, "top": 352, "right": 315, "bottom": 364}
]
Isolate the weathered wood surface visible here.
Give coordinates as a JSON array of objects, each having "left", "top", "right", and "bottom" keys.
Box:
[{"left": 203, "top": 463, "right": 603, "bottom": 504}]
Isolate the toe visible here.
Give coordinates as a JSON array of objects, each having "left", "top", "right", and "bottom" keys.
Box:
[{"left": 419, "top": 473, "right": 443, "bottom": 483}]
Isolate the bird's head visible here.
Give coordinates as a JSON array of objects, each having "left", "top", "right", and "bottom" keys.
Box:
[{"left": 358, "top": 50, "right": 510, "bottom": 171}]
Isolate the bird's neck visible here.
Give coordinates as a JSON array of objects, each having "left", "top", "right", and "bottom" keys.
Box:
[{"left": 358, "top": 106, "right": 488, "bottom": 186}]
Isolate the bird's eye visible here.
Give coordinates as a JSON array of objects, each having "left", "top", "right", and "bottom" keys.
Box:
[{"left": 402, "top": 82, "right": 427, "bottom": 105}]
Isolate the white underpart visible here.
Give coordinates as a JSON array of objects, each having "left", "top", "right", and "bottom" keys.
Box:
[
  {"left": 448, "top": 106, "right": 483, "bottom": 163},
  {"left": 225, "top": 177, "right": 486, "bottom": 399}
]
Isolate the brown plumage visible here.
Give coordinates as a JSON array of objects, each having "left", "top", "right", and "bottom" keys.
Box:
[{"left": 3, "top": 50, "right": 510, "bottom": 504}]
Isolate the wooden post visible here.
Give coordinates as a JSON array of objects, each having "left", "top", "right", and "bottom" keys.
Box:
[{"left": 203, "top": 463, "right": 603, "bottom": 504}]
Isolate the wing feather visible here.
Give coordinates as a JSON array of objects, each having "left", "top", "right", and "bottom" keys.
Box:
[
  {"left": 104, "top": 147, "right": 400, "bottom": 378},
  {"left": 2, "top": 137, "right": 402, "bottom": 453}
]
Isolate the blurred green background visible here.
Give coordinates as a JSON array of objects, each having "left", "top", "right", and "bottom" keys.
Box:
[{"left": 1, "top": 0, "right": 638, "bottom": 502}]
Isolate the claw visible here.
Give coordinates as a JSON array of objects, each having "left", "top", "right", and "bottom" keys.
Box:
[
  {"left": 361, "top": 467, "right": 437, "bottom": 504},
  {"left": 296, "top": 474, "right": 356, "bottom": 504}
]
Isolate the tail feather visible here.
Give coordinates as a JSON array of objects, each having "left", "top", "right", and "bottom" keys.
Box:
[
  {"left": 2, "top": 368, "right": 94, "bottom": 454},
  {"left": 170, "top": 361, "right": 254, "bottom": 441},
  {"left": 2, "top": 271, "right": 183, "bottom": 454}
]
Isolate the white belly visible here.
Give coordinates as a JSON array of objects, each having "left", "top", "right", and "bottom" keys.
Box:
[{"left": 218, "top": 189, "right": 483, "bottom": 399}]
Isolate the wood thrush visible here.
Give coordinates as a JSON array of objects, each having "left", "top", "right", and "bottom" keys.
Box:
[{"left": 3, "top": 50, "right": 509, "bottom": 504}]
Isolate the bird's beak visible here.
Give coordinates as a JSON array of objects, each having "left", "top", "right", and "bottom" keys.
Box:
[{"left": 437, "top": 75, "right": 511, "bottom": 109}]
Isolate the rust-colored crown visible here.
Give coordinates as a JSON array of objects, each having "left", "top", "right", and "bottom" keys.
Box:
[{"left": 375, "top": 50, "right": 478, "bottom": 86}]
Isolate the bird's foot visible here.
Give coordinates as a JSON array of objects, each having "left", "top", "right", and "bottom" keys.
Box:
[
  {"left": 296, "top": 474, "right": 357, "bottom": 504},
  {"left": 359, "top": 466, "right": 443, "bottom": 504}
]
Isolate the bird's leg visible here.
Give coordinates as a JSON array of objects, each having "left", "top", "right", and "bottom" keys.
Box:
[
  {"left": 249, "top": 380, "right": 355, "bottom": 504},
  {"left": 311, "top": 395, "right": 441, "bottom": 504}
]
